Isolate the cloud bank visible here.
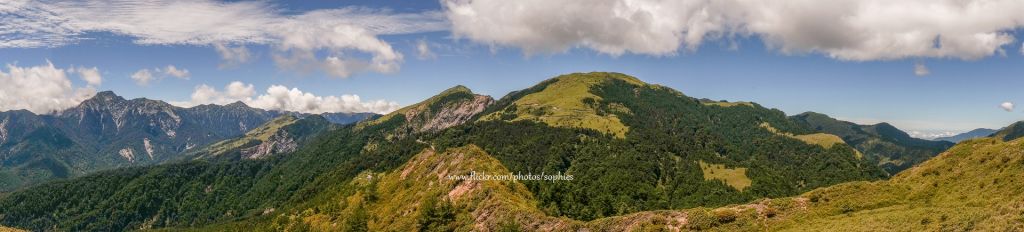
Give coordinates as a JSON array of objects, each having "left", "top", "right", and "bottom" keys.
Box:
[
  {"left": 0, "top": 61, "right": 100, "bottom": 114},
  {"left": 172, "top": 82, "right": 400, "bottom": 114},
  {"left": 1, "top": 0, "right": 447, "bottom": 77},
  {"left": 443, "top": 0, "right": 1024, "bottom": 60}
]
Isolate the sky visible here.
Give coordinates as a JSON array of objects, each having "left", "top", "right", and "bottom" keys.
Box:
[{"left": 2, "top": 0, "right": 1024, "bottom": 139}]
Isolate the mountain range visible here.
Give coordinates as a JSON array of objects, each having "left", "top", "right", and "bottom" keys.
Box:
[
  {"left": 0, "top": 91, "right": 375, "bottom": 191},
  {"left": 932, "top": 128, "right": 998, "bottom": 143},
  {"left": 0, "top": 72, "right": 1016, "bottom": 231},
  {"left": 790, "top": 112, "right": 954, "bottom": 175}
]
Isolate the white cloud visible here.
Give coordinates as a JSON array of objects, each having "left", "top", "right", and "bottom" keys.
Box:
[
  {"left": 172, "top": 81, "right": 400, "bottom": 114},
  {"left": 416, "top": 39, "right": 436, "bottom": 60},
  {"left": 74, "top": 66, "right": 102, "bottom": 86},
  {"left": 130, "top": 65, "right": 191, "bottom": 86},
  {"left": 0, "top": 61, "right": 96, "bottom": 114},
  {"left": 271, "top": 21, "right": 403, "bottom": 78},
  {"left": 1, "top": 1, "right": 447, "bottom": 77},
  {"left": 907, "top": 130, "right": 958, "bottom": 140},
  {"left": 1001, "top": 102, "right": 1014, "bottom": 112},
  {"left": 914, "top": 63, "right": 930, "bottom": 76},
  {"left": 213, "top": 43, "right": 253, "bottom": 68},
  {"left": 442, "top": 0, "right": 1024, "bottom": 60},
  {"left": 159, "top": 65, "right": 189, "bottom": 79},
  {"left": 130, "top": 69, "right": 154, "bottom": 86}
]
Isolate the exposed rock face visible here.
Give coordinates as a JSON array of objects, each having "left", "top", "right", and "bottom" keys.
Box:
[
  {"left": 119, "top": 148, "right": 135, "bottom": 162},
  {"left": 416, "top": 95, "right": 494, "bottom": 133},
  {"left": 0, "top": 118, "right": 8, "bottom": 144},
  {"left": 143, "top": 138, "right": 154, "bottom": 159},
  {"left": 240, "top": 131, "right": 298, "bottom": 159}
]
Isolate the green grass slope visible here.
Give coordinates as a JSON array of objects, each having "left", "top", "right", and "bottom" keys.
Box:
[{"left": 702, "top": 136, "right": 1024, "bottom": 231}]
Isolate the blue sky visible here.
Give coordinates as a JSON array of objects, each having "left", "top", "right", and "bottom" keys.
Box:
[{"left": 2, "top": 0, "right": 1024, "bottom": 138}]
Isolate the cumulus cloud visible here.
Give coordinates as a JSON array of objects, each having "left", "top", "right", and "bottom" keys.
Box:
[
  {"left": 159, "top": 65, "right": 189, "bottom": 79},
  {"left": 0, "top": 61, "right": 97, "bottom": 114},
  {"left": 416, "top": 39, "right": 436, "bottom": 60},
  {"left": 914, "top": 63, "right": 930, "bottom": 76},
  {"left": 1, "top": 1, "right": 447, "bottom": 77},
  {"left": 443, "top": 0, "right": 1024, "bottom": 60},
  {"left": 1001, "top": 102, "right": 1014, "bottom": 112},
  {"left": 213, "top": 43, "right": 252, "bottom": 68},
  {"left": 130, "top": 69, "right": 154, "bottom": 86},
  {"left": 130, "top": 65, "right": 191, "bottom": 86},
  {"left": 270, "top": 20, "right": 403, "bottom": 78},
  {"left": 172, "top": 81, "right": 400, "bottom": 114},
  {"left": 73, "top": 66, "right": 102, "bottom": 86}
]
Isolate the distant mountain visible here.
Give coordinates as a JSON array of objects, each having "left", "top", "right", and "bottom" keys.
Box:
[
  {"left": 189, "top": 115, "right": 337, "bottom": 161},
  {"left": 791, "top": 112, "right": 954, "bottom": 175},
  {"left": 932, "top": 128, "right": 997, "bottom": 143},
  {"left": 0, "top": 91, "right": 376, "bottom": 191},
  {"left": 0, "top": 84, "right": 487, "bottom": 230},
  {"left": 0, "top": 72, "right": 893, "bottom": 230},
  {"left": 320, "top": 112, "right": 377, "bottom": 125}
]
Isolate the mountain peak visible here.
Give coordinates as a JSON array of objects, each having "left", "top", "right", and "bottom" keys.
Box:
[
  {"left": 440, "top": 85, "right": 472, "bottom": 95},
  {"left": 478, "top": 72, "right": 651, "bottom": 138},
  {"left": 551, "top": 72, "right": 647, "bottom": 86},
  {"left": 359, "top": 85, "right": 493, "bottom": 134},
  {"left": 89, "top": 91, "right": 125, "bottom": 102},
  {"left": 225, "top": 101, "right": 250, "bottom": 108}
]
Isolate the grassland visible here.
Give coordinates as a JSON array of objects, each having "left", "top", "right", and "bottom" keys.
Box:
[
  {"left": 0, "top": 226, "right": 25, "bottom": 232},
  {"left": 699, "top": 160, "right": 752, "bottom": 191},
  {"left": 479, "top": 72, "right": 644, "bottom": 138},
  {"left": 761, "top": 122, "right": 845, "bottom": 149}
]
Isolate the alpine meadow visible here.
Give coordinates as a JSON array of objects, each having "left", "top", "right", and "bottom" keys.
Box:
[{"left": 2, "top": 0, "right": 1024, "bottom": 231}]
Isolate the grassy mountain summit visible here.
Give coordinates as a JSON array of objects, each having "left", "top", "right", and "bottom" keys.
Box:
[
  {"left": 791, "top": 112, "right": 954, "bottom": 175},
  {"left": 480, "top": 72, "right": 647, "bottom": 138}
]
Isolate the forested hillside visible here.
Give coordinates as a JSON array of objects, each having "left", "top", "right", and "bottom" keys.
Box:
[
  {"left": 0, "top": 72, "right": 944, "bottom": 231},
  {"left": 791, "top": 112, "right": 954, "bottom": 175},
  {"left": 0, "top": 92, "right": 375, "bottom": 192}
]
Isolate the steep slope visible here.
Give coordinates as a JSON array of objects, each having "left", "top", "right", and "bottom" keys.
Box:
[
  {"left": 991, "top": 121, "right": 1024, "bottom": 141},
  {"left": 361, "top": 85, "right": 493, "bottom": 136},
  {"left": 0, "top": 86, "right": 490, "bottom": 231},
  {"left": 933, "top": 128, "right": 996, "bottom": 143},
  {"left": 190, "top": 115, "right": 337, "bottom": 161},
  {"left": 791, "top": 112, "right": 954, "bottom": 175}
]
